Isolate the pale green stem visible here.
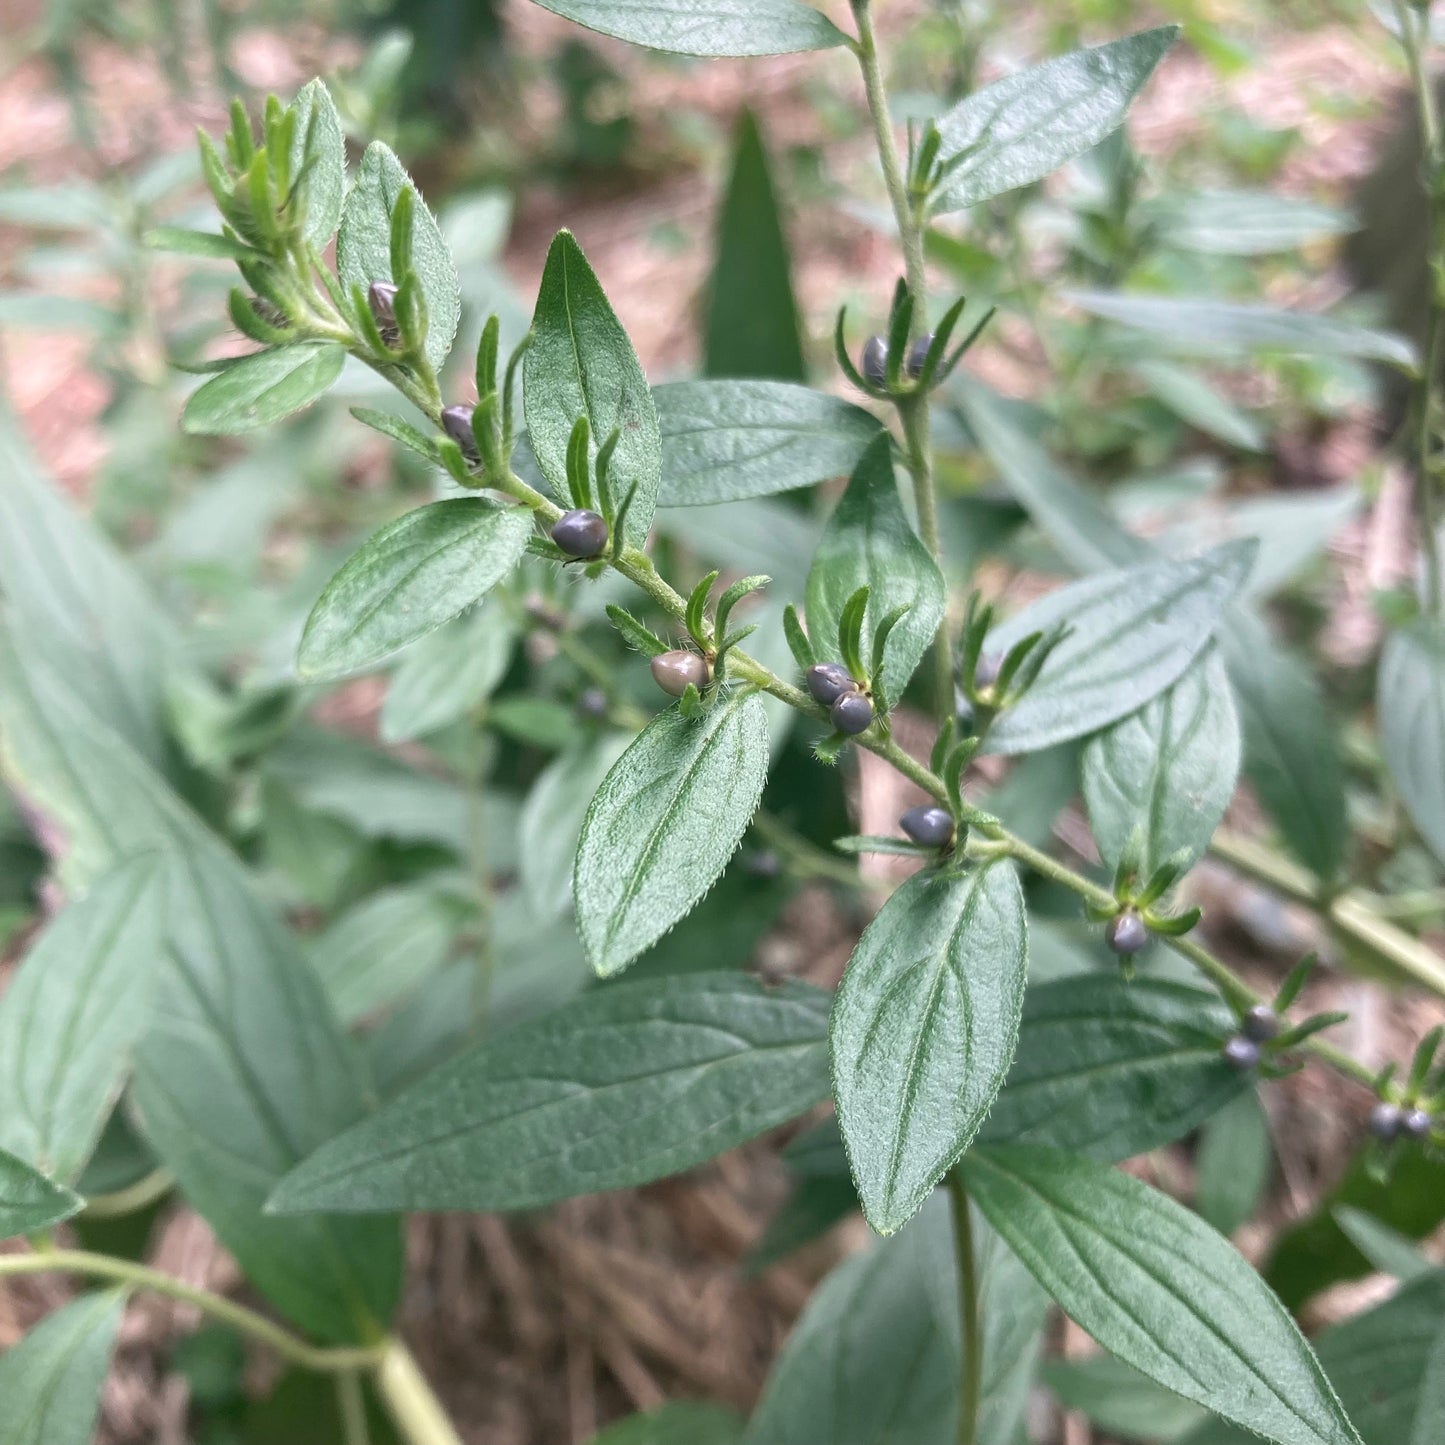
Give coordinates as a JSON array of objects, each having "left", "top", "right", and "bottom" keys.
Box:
[
  {"left": 946, "top": 1172, "right": 982, "bottom": 1445},
  {"left": 82, "top": 1168, "right": 174, "bottom": 1219},
  {"left": 338, "top": 1370, "right": 372, "bottom": 1445},
  {"left": 375, "top": 1338, "right": 464, "bottom": 1445}
]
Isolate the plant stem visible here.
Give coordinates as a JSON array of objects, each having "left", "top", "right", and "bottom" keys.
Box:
[
  {"left": 337, "top": 1370, "right": 372, "bottom": 1445},
  {"left": 946, "top": 1172, "right": 982, "bottom": 1445},
  {"left": 0, "top": 1249, "right": 383, "bottom": 1372},
  {"left": 375, "top": 1338, "right": 464, "bottom": 1445},
  {"left": 82, "top": 1167, "right": 174, "bottom": 1219}
]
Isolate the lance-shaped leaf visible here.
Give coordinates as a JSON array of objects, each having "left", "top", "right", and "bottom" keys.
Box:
[
  {"left": 181, "top": 343, "right": 346, "bottom": 435},
  {"left": 1147, "top": 189, "right": 1357, "bottom": 257},
  {"left": 527, "top": 0, "right": 848, "bottom": 57},
  {"left": 984, "top": 539, "right": 1255, "bottom": 755},
  {"left": 1082, "top": 648, "right": 1240, "bottom": 876},
  {"left": 656, "top": 380, "right": 881, "bottom": 506},
  {"left": 831, "top": 861, "right": 1027, "bottom": 1234},
  {"left": 962, "top": 1146, "right": 1364, "bottom": 1445},
  {"left": 287, "top": 78, "right": 346, "bottom": 246},
  {"left": 269, "top": 972, "right": 829, "bottom": 1213},
  {"left": 297, "top": 499, "right": 532, "bottom": 680},
  {"left": 525, "top": 231, "right": 660, "bottom": 548},
  {"left": 805, "top": 433, "right": 945, "bottom": 703},
  {"left": 0, "top": 856, "right": 165, "bottom": 1185},
  {"left": 0, "top": 1148, "right": 83, "bottom": 1242},
  {"left": 337, "top": 141, "right": 459, "bottom": 369},
  {"left": 932, "top": 28, "right": 1179, "bottom": 214},
  {"left": 0, "top": 1291, "right": 125, "bottom": 1445},
  {"left": 979, "top": 975, "right": 1244, "bottom": 1161},
  {"left": 573, "top": 692, "right": 769, "bottom": 977},
  {"left": 1379, "top": 620, "right": 1445, "bottom": 867}
]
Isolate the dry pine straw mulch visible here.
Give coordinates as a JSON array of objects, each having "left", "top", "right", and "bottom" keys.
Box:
[{"left": 1, "top": 6, "right": 1444, "bottom": 1443}]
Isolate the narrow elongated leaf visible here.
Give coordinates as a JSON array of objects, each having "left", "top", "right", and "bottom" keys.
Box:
[
  {"left": 288, "top": 77, "right": 346, "bottom": 247},
  {"left": 832, "top": 861, "right": 1026, "bottom": 1233},
  {"left": 1332, "top": 1206, "right": 1434, "bottom": 1282},
  {"left": 379, "top": 604, "right": 516, "bottom": 742},
  {"left": 527, "top": 0, "right": 848, "bottom": 56},
  {"left": 181, "top": 343, "right": 345, "bottom": 434},
  {"left": 980, "top": 975, "right": 1242, "bottom": 1161},
  {"left": 0, "top": 1291, "right": 125, "bottom": 1445},
  {"left": 338, "top": 142, "right": 459, "bottom": 369},
  {"left": 805, "top": 433, "right": 945, "bottom": 703},
  {"left": 574, "top": 693, "right": 769, "bottom": 977},
  {"left": 144, "top": 225, "right": 257, "bottom": 260},
  {"left": 519, "top": 734, "right": 632, "bottom": 921},
  {"left": 703, "top": 110, "right": 804, "bottom": 381},
  {"left": 1134, "top": 359, "right": 1267, "bottom": 452},
  {"left": 1220, "top": 610, "right": 1346, "bottom": 883},
  {"left": 963, "top": 1146, "right": 1364, "bottom": 1445},
  {"left": 1082, "top": 648, "right": 1240, "bottom": 875},
  {"left": 0, "top": 1148, "right": 82, "bottom": 1241},
  {"left": 1197, "top": 1092, "right": 1272, "bottom": 1236},
  {"left": 656, "top": 380, "right": 881, "bottom": 505},
  {"left": 1380, "top": 620, "right": 1445, "bottom": 866},
  {"left": 0, "top": 857, "right": 165, "bottom": 1184},
  {"left": 933, "top": 28, "right": 1179, "bottom": 213},
  {"left": 1066, "top": 292, "right": 1416, "bottom": 369},
  {"left": 0, "top": 632, "right": 401, "bottom": 1342},
  {"left": 269, "top": 972, "right": 829, "bottom": 1213},
  {"left": 525, "top": 231, "right": 659, "bottom": 547},
  {"left": 1148, "top": 189, "right": 1356, "bottom": 257},
  {"left": 986, "top": 541, "right": 1255, "bottom": 755},
  {"left": 297, "top": 499, "right": 532, "bottom": 680}
]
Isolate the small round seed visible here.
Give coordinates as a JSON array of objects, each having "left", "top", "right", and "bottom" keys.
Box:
[
  {"left": 899, "top": 805, "right": 954, "bottom": 848},
  {"left": 831, "top": 690, "right": 874, "bottom": 735},
  {"left": 1222, "top": 1036, "right": 1261, "bottom": 1072},
  {"left": 860, "top": 335, "right": 888, "bottom": 387},
  {"left": 905, "top": 334, "right": 934, "bottom": 379},
  {"left": 1105, "top": 911, "right": 1149, "bottom": 955},
  {"left": 745, "top": 850, "right": 782, "bottom": 881},
  {"left": 806, "top": 662, "right": 855, "bottom": 706},
  {"left": 551, "top": 509, "right": 609, "bottom": 559},
  {"left": 577, "top": 687, "right": 609, "bottom": 721},
  {"left": 650, "top": 649, "right": 709, "bottom": 698},
  {"left": 1403, "top": 1107, "right": 1434, "bottom": 1141},
  {"left": 1368, "top": 1101, "right": 1404, "bottom": 1142},
  {"left": 1242, "top": 1004, "right": 1280, "bottom": 1043},
  {"left": 441, "top": 405, "right": 479, "bottom": 462}
]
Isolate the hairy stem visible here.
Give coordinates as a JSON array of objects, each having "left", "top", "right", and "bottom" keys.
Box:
[{"left": 947, "top": 1172, "right": 983, "bottom": 1445}]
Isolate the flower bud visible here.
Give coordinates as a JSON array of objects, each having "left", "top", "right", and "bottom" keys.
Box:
[
  {"left": 1403, "top": 1107, "right": 1434, "bottom": 1141},
  {"left": 1105, "top": 911, "right": 1148, "bottom": 955},
  {"left": 1368, "top": 1101, "right": 1404, "bottom": 1142},
  {"left": 551, "top": 509, "right": 609, "bottom": 559},
  {"left": 1241, "top": 1005, "right": 1279, "bottom": 1043},
  {"left": 1222, "top": 1036, "right": 1261, "bottom": 1072},
  {"left": 577, "top": 687, "right": 609, "bottom": 721},
  {"left": 806, "top": 662, "right": 855, "bottom": 706},
  {"left": 831, "top": 690, "right": 874, "bottom": 735},
  {"left": 651, "top": 649, "right": 709, "bottom": 698},
  {"left": 368, "top": 281, "right": 400, "bottom": 347},
  {"left": 905, "top": 334, "right": 934, "bottom": 379},
  {"left": 441, "top": 405, "right": 480, "bottom": 464},
  {"left": 899, "top": 805, "right": 954, "bottom": 848},
  {"left": 860, "top": 335, "right": 888, "bottom": 387},
  {"left": 974, "top": 652, "right": 1002, "bottom": 691}
]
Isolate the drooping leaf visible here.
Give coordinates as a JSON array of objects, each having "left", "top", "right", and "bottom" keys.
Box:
[
  {"left": 379, "top": 604, "right": 517, "bottom": 743},
  {"left": 979, "top": 975, "right": 1243, "bottom": 1162},
  {"left": 962, "top": 1146, "right": 1364, "bottom": 1445},
  {"left": 1148, "top": 189, "right": 1357, "bottom": 256},
  {"left": 526, "top": 0, "right": 849, "bottom": 57},
  {"left": 1379, "top": 620, "right": 1445, "bottom": 866},
  {"left": 1065, "top": 292, "right": 1416, "bottom": 369},
  {"left": 655, "top": 380, "right": 881, "bottom": 505},
  {"left": 1196, "top": 1091, "right": 1273, "bottom": 1237},
  {"left": 805, "top": 433, "right": 946, "bottom": 703},
  {"left": 0, "top": 1148, "right": 83, "bottom": 1242},
  {"left": 0, "top": 632, "right": 401, "bottom": 1342},
  {"left": 703, "top": 109, "right": 805, "bottom": 381},
  {"left": 297, "top": 499, "right": 533, "bottom": 680},
  {"left": 0, "top": 856, "right": 166, "bottom": 1185},
  {"left": 525, "top": 230, "right": 660, "bottom": 547},
  {"left": 573, "top": 693, "right": 769, "bottom": 977},
  {"left": 181, "top": 343, "right": 346, "bottom": 435},
  {"left": 0, "top": 1291, "right": 125, "bottom": 1445},
  {"left": 1220, "top": 609, "right": 1347, "bottom": 884},
  {"left": 337, "top": 141, "right": 460, "bottom": 369},
  {"left": 985, "top": 540, "right": 1255, "bottom": 755},
  {"left": 832, "top": 861, "right": 1026, "bottom": 1234},
  {"left": 1081, "top": 648, "right": 1240, "bottom": 875},
  {"left": 268, "top": 972, "right": 829, "bottom": 1214},
  {"left": 932, "top": 28, "right": 1179, "bottom": 213}
]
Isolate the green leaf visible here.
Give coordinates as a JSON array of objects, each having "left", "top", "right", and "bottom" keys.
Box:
[
  {"left": 0, "top": 1291, "right": 125, "bottom": 1445},
  {"left": 181, "top": 343, "right": 345, "bottom": 435},
  {"left": 656, "top": 380, "right": 882, "bottom": 505},
  {"left": 287, "top": 77, "right": 346, "bottom": 247},
  {"left": 0, "top": 856, "right": 166, "bottom": 1184},
  {"left": 574, "top": 692, "right": 769, "bottom": 977},
  {"left": 703, "top": 109, "right": 804, "bottom": 381},
  {"left": 932, "top": 28, "right": 1179, "bottom": 213},
  {"left": 1197, "top": 1091, "right": 1273, "bottom": 1236},
  {"left": 297, "top": 499, "right": 532, "bottom": 680},
  {"left": 985, "top": 541, "right": 1255, "bottom": 755},
  {"left": 0, "top": 633, "right": 401, "bottom": 1342},
  {"left": 1148, "top": 189, "right": 1356, "bottom": 257},
  {"left": 979, "top": 975, "right": 1243, "bottom": 1162},
  {"left": 379, "top": 604, "right": 517, "bottom": 742},
  {"left": 587, "top": 1403, "right": 744, "bottom": 1445},
  {"left": 144, "top": 225, "right": 258, "bottom": 261},
  {"left": 0, "top": 1148, "right": 83, "bottom": 1242},
  {"left": 1134, "top": 359, "right": 1267, "bottom": 452},
  {"left": 1081, "top": 648, "right": 1240, "bottom": 876},
  {"left": 1220, "top": 609, "right": 1346, "bottom": 883},
  {"left": 338, "top": 142, "right": 460, "bottom": 370},
  {"left": 1065, "top": 292, "right": 1417, "bottom": 369},
  {"left": 269, "top": 972, "right": 829, "bottom": 1213},
  {"left": 745, "top": 1194, "right": 1047, "bottom": 1445},
  {"left": 525, "top": 231, "right": 660, "bottom": 548},
  {"left": 1332, "top": 1206, "right": 1435, "bottom": 1283},
  {"left": 832, "top": 861, "right": 1026, "bottom": 1234},
  {"left": 805, "top": 433, "right": 945, "bottom": 703},
  {"left": 1380, "top": 620, "right": 1445, "bottom": 866},
  {"left": 526, "top": 0, "right": 848, "bottom": 57},
  {"left": 1044, "top": 1355, "right": 1208, "bottom": 1442},
  {"left": 962, "top": 1146, "right": 1364, "bottom": 1445},
  {"left": 519, "top": 734, "right": 633, "bottom": 922}
]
